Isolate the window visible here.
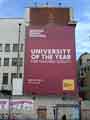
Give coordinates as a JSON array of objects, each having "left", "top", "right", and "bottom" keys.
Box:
[
  {"left": 84, "top": 67, "right": 86, "bottom": 73},
  {"left": 13, "top": 44, "right": 18, "bottom": 52},
  {"left": 12, "top": 58, "right": 23, "bottom": 66},
  {"left": 0, "top": 44, "right": 2, "bottom": 52},
  {"left": 12, "top": 58, "right": 17, "bottom": 66},
  {"left": 11, "top": 73, "right": 22, "bottom": 81},
  {"left": 87, "top": 59, "right": 90, "bottom": 64},
  {"left": 4, "top": 58, "right": 9, "bottom": 66},
  {"left": 19, "top": 73, "right": 22, "bottom": 78},
  {"left": 80, "top": 72, "right": 84, "bottom": 76},
  {"left": 0, "top": 58, "right": 1, "bottom": 66},
  {"left": 5, "top": 44, "right": 10, "bottom": 52},
  {"left": 88, "top": 66, "right": 90, "bottom": 71},
  {"left": 20, "top": 44, "right": 24, "bottom": 52},
  {"left": 19, "top": 58, "right": 23, "bottom": 66},
  {"left": 79, "top": 58, "right": 82, "bottom": 65},
  {"left": 11, "top": 73, "right": 17, "bottom": 80},
  {"left": 3, "top": 73, "right": 8, "bottom": 84},
  {"left": 11, "top": 73, "right": 17, "bottom": 84}
]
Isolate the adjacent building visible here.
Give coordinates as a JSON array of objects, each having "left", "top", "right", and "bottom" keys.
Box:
[
  {"left": 0, "top": 18, "right": 25, "bottom": 94},
  {"left": 78, "top": 52, "right": 90, "bottom": 99}
]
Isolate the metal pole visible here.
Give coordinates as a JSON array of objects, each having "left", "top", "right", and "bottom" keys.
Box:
[
  {"left": 8, "top": 95, "right": 11, "bottom": 120},
  {"left": 17, "top": 23, "right": 21, "bottom": 79},
  {"left": 79, "top": 100, "right": 81, "bottom": 120}
]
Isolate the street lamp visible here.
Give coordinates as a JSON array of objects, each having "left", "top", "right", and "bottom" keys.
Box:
[
  {"left": 79, "top": 98, "right": 82, "bottom": 120},
  {"left": 8, "top": 23, "right": 22, "bottom": 119},
  {"left": 17, "top": 23, "right": 22, "bottom": 79}
]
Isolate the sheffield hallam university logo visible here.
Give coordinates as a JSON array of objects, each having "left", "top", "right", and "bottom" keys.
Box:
[{"left": 29, "top": 29, "right": 46, "bottom": 38}]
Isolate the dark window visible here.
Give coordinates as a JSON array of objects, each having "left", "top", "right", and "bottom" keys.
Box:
[
  {"left": 11, "top": 73, "right": 17, "bottom": 80},
  {"left": 11, "top": 73, "right": 17, "bottom": 85},
  {"left": 5, "top": 44, "right": 10, "bottom": 52},
  {"left": 88, "top": 66, "right": 90, "bottom": 71},
  {"left": 12, "top": 58, "right": 17, "bottom": 66},
  {"left": 0, "top": 58, "right": 1, "bottom": 66},
  {"left": 19, "top": 58, "right": 23, "bottom": 66},
  {"left": 3, "top": 73, "right": 8, "bottom": 84},
  {"left": 20, "top": 44, "right": 24, "bottom": 52},
  {"left": 0, "top": 44, "right": 2, "bottom": 52},
  {"left": 79, "top": 58, "right": 82, "bottom": 65},
  {"left": 17, "top": 58, "right": 23, "bottom": 66},
  {"left": 84, "top": 67, "right": 86, "bottom": 73},
  {"left": 4, "top": 58, "right": 9, "bottom": 66},
  {"left": 87, "top": 59, "right": 90, "bottom": 63},
  {"left": 13, "top": 44, "right": 18, "bottom": 52},
  {"left": 81, "top": 72, "right": 84, "bottom": 76},
  {"left": 80, "top": 79, "right": 84, "bottom": 86},
  {"left": 19, "top": 73, "right": 22, "bottom": 78}
]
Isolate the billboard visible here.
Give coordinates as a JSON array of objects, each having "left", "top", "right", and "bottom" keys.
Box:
[{"left": 24, "top": 24, "right": 77, "bottom": 95}]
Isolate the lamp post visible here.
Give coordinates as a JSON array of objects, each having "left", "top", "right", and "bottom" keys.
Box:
[
  {"left": 8, "top": 23, "right": 22, "bottom": 120},
  {"left": 17, "top": 23, "right": 22, "bottom": 79},
  {"left": 79, "top": 98, "right": 82, "bottom": 120}
]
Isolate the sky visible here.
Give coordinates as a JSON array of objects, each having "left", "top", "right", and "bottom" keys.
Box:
[{"left": 0, "top": 0, "right": 90, "bottom": 59}]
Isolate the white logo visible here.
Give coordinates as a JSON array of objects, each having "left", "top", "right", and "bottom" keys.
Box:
[{"left": 29, "top": 29, "right": 46, "bottom": 38}]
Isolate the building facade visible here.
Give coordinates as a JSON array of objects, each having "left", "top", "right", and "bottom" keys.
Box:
[
  {"left": 78, "top": 52, "right": 90, "bottom": 99},
  {"left": 0, "top": 18, "right": 25, "bottom": 93}
]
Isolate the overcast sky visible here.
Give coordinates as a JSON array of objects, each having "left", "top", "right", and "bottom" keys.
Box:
[{"left": 0, "top": 0, "right": 90, "bottom": 59}]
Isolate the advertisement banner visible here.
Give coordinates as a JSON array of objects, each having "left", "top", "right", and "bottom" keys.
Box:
[
  {"left": 12, "top": 78, "right": 23, "bottom": 95},
  {"left": 0, "top": 99, "right": 8, "bottom": 113},
  {"left": 24, "top": 24, "right": 76, "bottom": 95},
  {"left": 0, "top": 99, "right": 33, "bottom": 114}
]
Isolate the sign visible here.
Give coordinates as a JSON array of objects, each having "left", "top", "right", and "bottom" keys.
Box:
[
  {"left": 63, "top": 79, "right": 75, "bottom": 91},
  {"left": 10, "top": 99, "right": 33, "bottom": 114},
  {"left": 0, "top": 99, "right": 33, "bottom": 114},
  {"left": 12, "top": 78, "right": 23, "bottom": 95},
  {"left": 30, "top": 48, "right": 71, "bottom": 64},
  {"left": 24, "top": 24, "right": 76, "bottom": 95},
  {"left": 29, "top": 29, "right": 46, "bottom": 38},
  {"left": 0, "top": 99, "right": 8, "bottom": 113}
]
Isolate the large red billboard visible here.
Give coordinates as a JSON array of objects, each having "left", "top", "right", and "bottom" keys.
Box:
[{"left": 24, "top": 24, "right": 77, "bottom": 95}]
